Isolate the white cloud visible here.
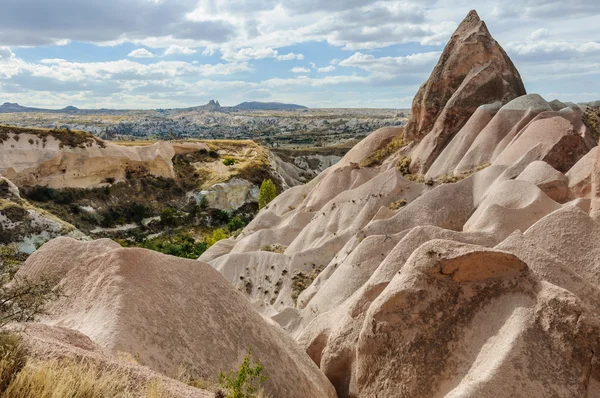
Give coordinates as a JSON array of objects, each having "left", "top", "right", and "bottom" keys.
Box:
[
  {"left": 527, "top": 28, "right": 550, "bottom": 40},
  {"left": 317, "top": 65, "right": 336, "bottom": 73},
  {"left": 0, "top": 46, "right": 14, "bottom": 59},
  {"left": 165, "top": 45, "right": 197, "bottom": 55},
  {"left": 276, "top": 53, "right": 304, "bottom": 61},
  {"left": 291, "top": 67, "right": 310, "bottom": 73},
  {"left": 128, "top": 48, "right": 154, "bottom": 58},
  {"left": 339, "top": 51, "right": 440, "bottom": 75},
  {"left": 221, "top": 46, "right": 278, "bottom": 61},
  {"left": 506, "top": 40, "right": 600, "bottom": 61}
]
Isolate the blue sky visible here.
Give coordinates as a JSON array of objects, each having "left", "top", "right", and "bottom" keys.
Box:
[{"left": 0, "top": 0, "right": 598, "bottom": 109}]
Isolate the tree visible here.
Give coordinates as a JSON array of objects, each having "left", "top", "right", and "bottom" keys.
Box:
[
  {"left": 227, "top": 216, "right": 245, "bottom": 232},
  {"left": 258, "top": 179, "right": 277, "bottom": 210}
]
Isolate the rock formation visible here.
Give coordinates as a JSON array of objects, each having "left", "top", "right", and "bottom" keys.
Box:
[
  {"left": 406, "top": 10, "right": 526, "bottom": 174},
  {"left": 19, "top": 238, "right": 336, "bottom": 398},
  {"left": 0, "top": 175, "right": 86, "bottom": 252},
  {"left": 0, "top": 126, "right": 209, "bottom": 189},
  {"left": 197, "top": 10, "right": 600, "bottom": 398},
  {"left": 4, "top": 9, "right": 600, "bottom": 398}
]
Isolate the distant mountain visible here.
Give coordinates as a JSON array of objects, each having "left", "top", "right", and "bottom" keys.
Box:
[
  {"left": 233, "top": 101, "right": 307, "bottom": 110},
  {"left": 0, "top": 100, "right": 308, "bottom": 114},
  {"left": 0, "top": 102, "right": 43, "bottom": 113}
]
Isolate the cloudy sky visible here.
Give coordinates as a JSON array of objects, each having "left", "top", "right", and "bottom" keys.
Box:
[{"left": 0, "top": 0, "right": 598, "bottom": 109}]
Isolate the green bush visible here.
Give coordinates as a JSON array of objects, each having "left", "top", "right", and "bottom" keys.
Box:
[
  {"left": 219, "top": 347, "right": 268, "bottom": 398},
  {"left": 118, "top": 233, "right": 208, "bottom": 259},
  {"left": 258, "top": 179, "right": 277, "bottom": 210},
  {"left": 206, "top": 229, "right": 229, "bottom": 247},
  {"left": 212, "top": 209, "right": 230, "bottom": 224},
  {"left": 222, "top": 157, "right": 236, "bottom": 166},
  {"left": 160, "top": 207, "right": 178, "bottom": 227},
  {"left": 227, "top": 216, "right": 245, "bottom": 232}
]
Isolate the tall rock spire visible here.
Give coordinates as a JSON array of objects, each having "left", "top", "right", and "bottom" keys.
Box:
[{"left": 406, "top": 10, "right": 526, "bottom": 173}]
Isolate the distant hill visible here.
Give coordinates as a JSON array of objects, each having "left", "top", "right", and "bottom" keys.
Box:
[
  {"left": 233, "top": 101, "right": 307, "bottom": 110},
  {"left": 0, "top": 102, "right": 43, "bottom": 113},
  {"left": 0, "top": 100, "right": 308, "bottom": 113}
]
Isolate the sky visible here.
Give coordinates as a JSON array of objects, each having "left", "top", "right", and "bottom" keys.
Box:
[{"left": 0, "top": 0, "right": 598, "bottom": 109}]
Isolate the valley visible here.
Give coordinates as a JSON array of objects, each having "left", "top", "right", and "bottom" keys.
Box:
[{"left": 1, "top": 7, "right": 600, "bottom": 398}]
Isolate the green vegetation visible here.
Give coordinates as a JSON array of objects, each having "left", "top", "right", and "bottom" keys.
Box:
[
  {"left": 206, "top": 229, "right": 229, "bottom": 247},
  {"left": 119, "top": 232, "right": 209, "bottom": 259},
  {"left": 227, "top": 216, "right": 246, "bottom": 232},
  {"left": 258, "top": 180, "right": 277, "bottom": 210},
  {"left": 218, "top": 347, "right": 268, "bottom": 398},
  {"left": 360, "top": 132, "right": 407, "bottom": 167},
  {"left": 223, "top": 157, "right": 237, "bottom": 166}
]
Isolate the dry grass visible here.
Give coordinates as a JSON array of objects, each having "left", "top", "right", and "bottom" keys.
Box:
[
  {"left": 388, "top": 199, "right": 407, "bottom": 211},
  {"left": 0, "top": 336, "right": 178, "bottom": 398},
  {"left": 359, "top": 132, "right": 407, "bottom": 167},
  {"left": 2, "top": 359, "right": 137, "bottom": 398},
  {"left": 260, "top": 244, "right": 287, "bottom": 254},
  {"left": 437, "top": 163, "right": 491, "bottom": 184}
]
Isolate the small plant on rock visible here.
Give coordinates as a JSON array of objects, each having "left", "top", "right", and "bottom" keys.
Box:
[{"left": 218, "top": 347, "right": 268, "bottom": 398}]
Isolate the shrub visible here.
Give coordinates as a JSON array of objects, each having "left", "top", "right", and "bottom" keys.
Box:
[
  {"left": 199, "top": 195, "right": 209, "bottom": 210},
  {"left": 222, "top": 157, "right": 236, "bottom": 166},
  {"left": 227, "top": 216, "right": 245, "bottom": 232},
  {"left": 258, "top": 180, "right": 277, "bottom": 210},
  {"left": 206, "top": 229, "right": 229, "bottom": 247},
  {"left": 219, "top": 347, "right": 268, "bottom": 398},
  {"left": 212, "top": 209, "right": 230, "bottom": 224},
  {"left": 160, "top": 207, "right": 178, "bottom": 227},
  {"left": 209, "top": 150, "right": 219, "bottom": 159},
  {"left": 118, "top": 233, "right": 208, "bottom": 259}
]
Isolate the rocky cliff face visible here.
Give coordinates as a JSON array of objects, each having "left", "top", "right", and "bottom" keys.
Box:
[
  {"left": 406, "top": 10, "right": 526, "bottom": 174},
  {"left": 0, "top": 176, "right": 86, "bottom": 253},
  {"left": 0, "top": 125, "right": 208, "bottom": 189}
]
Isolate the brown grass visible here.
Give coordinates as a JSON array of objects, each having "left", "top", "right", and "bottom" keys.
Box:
[{"left": 360, "top": 131, "right": 407, "bottom": 167}]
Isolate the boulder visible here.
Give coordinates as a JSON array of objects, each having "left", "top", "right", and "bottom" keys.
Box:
[
  {"left": 24, "top": 239, "right": 337, "bottom": 398},
  {"left": 196, "top": 178, "right": 259, "bottom": 211}
]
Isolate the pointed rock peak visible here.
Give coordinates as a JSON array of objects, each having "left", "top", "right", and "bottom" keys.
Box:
[
  {"left": 453, "top": 9, "right": 489, "bottom": 37},
  {"left": 405, "top": 9, "right": 526, "bottom": 173},
  {"left": 463, "top": 9, "right": 480, "bottom": 23}
]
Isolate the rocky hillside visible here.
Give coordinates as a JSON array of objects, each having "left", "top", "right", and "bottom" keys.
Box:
[
  {"left": 3, "top": 9, "right": 600, "bottom": 398},
  {"left": 200, "top": 10, "right": 600, "bottom": 397},
  {"left": 0, "top": 125, "right": 343, "bottom": 261}
]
